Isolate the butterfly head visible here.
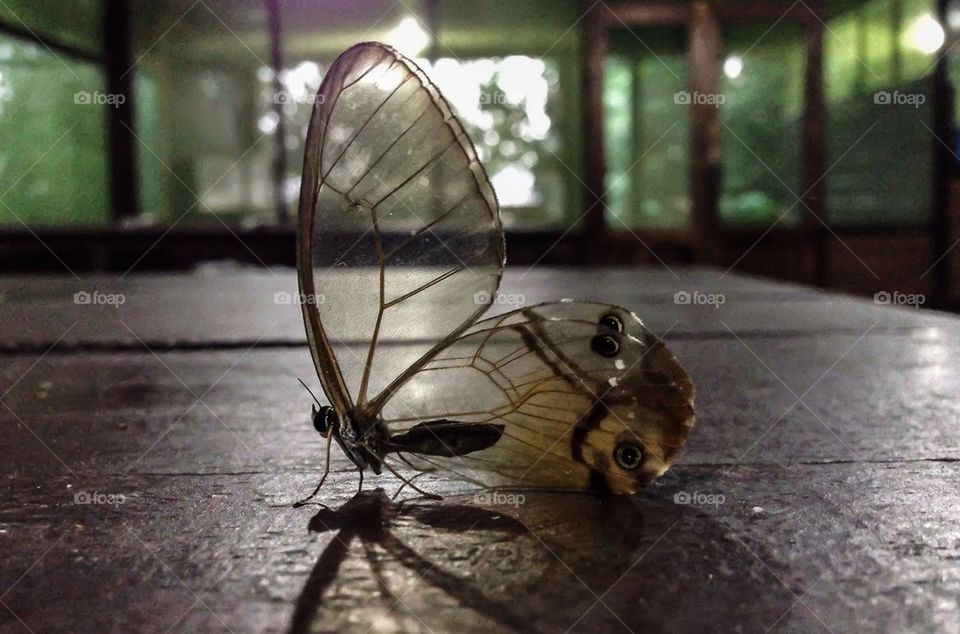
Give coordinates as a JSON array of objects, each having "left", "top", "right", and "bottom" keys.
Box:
[
  {"left": 310, "top": 404, "right": 385, "bottom": 475},
  {"left": 311, "top": 404, "right": 338, "bottom": 435}
]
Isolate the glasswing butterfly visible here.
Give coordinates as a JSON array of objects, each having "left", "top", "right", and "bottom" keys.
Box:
[{"left": 295, "top": 42, "right": 695, "bottom": 503}]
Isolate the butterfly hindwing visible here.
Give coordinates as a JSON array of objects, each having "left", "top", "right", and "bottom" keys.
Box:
[{"left": 379, "top": 301, "right": 696, "bottom": 493}]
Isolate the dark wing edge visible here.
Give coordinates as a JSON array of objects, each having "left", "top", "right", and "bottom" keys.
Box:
[{"left": 297, "top": 45, "right": 383, "bottom": 416}]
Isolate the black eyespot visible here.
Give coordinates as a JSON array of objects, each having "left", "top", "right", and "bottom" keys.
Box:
[
  {"left": 614, "top": 443, "right": 643, "bottom": 470},
  {"left": 591, "top": 334, "right": 620, "bottom": 357},
  {"left": 599, "top": 313, "right": 623, "bottom": 333}
]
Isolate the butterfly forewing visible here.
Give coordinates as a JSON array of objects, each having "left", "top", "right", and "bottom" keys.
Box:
[
  {"left": 379, "top": 302, "right": 696, "bottom": 493},
  {"left": 298, "top": 43, "right": 505, "bottom": 417}
]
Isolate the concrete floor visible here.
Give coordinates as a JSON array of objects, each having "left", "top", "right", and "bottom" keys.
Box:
[{"left": 1, "top": 267, "right": 958, "bottom": 633}]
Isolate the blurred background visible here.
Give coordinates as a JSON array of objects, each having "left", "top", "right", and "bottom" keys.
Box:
[{"left": 1, "top": 0, "right": 959, "bottom": 308}]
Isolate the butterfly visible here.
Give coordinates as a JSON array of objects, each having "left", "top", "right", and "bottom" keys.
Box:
[{"left": 294, "top": 42, "right": 695, "bottom": 503}]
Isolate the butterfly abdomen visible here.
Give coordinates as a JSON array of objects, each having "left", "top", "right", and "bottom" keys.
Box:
[{"left": 387, "top": 420, "right": 506, "bottom": 457}]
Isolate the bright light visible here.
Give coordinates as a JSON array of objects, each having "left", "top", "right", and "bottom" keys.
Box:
[
  {"left": 723, "top": 55, "right": 743, "bottom": 79},
  {"left": 948, "top": 4, "right": 960, "bottom": 31},
  {"left": 491, "top": 165, "right": 538, "bottom": 207},
  {"left": 906, "top": 14, "right": 945, "bottom": 54},
  {"left": 387, "top": 16, "right": 430, "bottom": 58},
  {"left": 281, "top": 61, "right": 322, "bottom": 101},
  {"left": 418, "top": 55, "right": 556, "bottom": 208},
  {"left": 257, "top": 112, "right": 279, "bottom": 134}
]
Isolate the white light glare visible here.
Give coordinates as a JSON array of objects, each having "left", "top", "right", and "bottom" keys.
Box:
[
  {"left": 948, "top": 4, "right": 960, "bottom": 31},
  {"left": 906, "top": 14, "right": 945, "bottom": 54},
  {"left": 387, "top": 16, "right": 431, "bottom": 58},
  {"left": 723, "top": 55, "right": 743, "bottom": 79}
]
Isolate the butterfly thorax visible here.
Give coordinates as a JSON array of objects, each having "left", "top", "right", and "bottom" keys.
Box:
[{"left": 313, "top": 404, "right": 386, "bottom": 474}]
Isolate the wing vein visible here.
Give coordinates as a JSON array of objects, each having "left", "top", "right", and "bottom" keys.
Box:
[{"left": 382, "top": 264, "right": 465, "bottom": 309}]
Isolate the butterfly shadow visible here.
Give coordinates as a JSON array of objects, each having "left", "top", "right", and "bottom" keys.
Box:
[
  {"left": 288, "top": 485, "right": 808, "bottom": 633},
  {"left": 288, "top": 488, "right": 531, "bottom": 633}
]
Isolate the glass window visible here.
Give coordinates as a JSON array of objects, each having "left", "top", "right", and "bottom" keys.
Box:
[
  {"left": 824, "top": 0, "right": 935, "bottom": 227},
  {"left": 279, "top": 0, "right": 578, "bottom": 230},
  {"left": 864, "top": 0, "right": 895, "bottom": 85},
  {"left": 0, "top": 0, "right": 103, "bottom": 57},
  {"left": 132, "top": 0, "right": 275, "bottom": 226},
  {"left": 267, "top": 58, "right": 325, "bottom": 222},
  {"left": 719, "top": 25, "right": 805, "bottom": 227},
  {"left": 604, "top": 28, "right": 691, "bottom": 229},
  {"left": 825, "top": 10, "right": 863, "bottom": 103},
  {"left": 272, "top": 54, "right": 568, "bottom": 229},
  {"left": 0, "top": 35, "right": 109, "bottom": 226}
]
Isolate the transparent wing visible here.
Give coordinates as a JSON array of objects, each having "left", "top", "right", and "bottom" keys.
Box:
[
  {"left": 297, "top": 42, "right": 504, "bottom": 417},
  {"left": 380, "top": 302, "right": 696, "bottom": 493}
]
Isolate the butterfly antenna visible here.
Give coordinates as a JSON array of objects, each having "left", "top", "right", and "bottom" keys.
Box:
[{"left": 297, "top": 378, "right": 322, "bottom": 407}]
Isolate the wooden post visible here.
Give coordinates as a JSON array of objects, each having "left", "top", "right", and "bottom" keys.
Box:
[
  {"left": 581, "top": 1, "right": 607, "bottom": 263},
  {"left": 803, "top": 11, "right": 828, "bottom": 286},
  {"left": 630, "top": 60, "right": 643, "bottom": 225},
  {"left": 931, "top": 0, "right": 954, "bottom": 305},
  {"left": 266, "top": 0, "right": 288, "bottom": 224},
  {"left": 689, "top": 1, "right": 720, "bottom": 264},
  {"left": 105, "top": 0, "right": 139, "bottom": 221},
  {"left": 890, "top": 0, "right": 903, "bottom": 84},
  {"left": 425, "top": 0, "right": 440, "bottom": 62},
  {"left": 855, "top": 7, "right": 867, "bottom": 94}
]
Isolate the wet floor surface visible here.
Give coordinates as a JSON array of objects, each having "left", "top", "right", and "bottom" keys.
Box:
[{"left": 1, "top": 267, "right": 959, "bottom": 633}]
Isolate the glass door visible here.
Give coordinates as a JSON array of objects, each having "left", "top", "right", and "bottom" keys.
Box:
[{"left": 603, "top": 26, "right": 692, "bottom": 230}]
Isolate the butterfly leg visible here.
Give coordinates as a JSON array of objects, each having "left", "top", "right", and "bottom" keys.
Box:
[
  {"left": 381, "top": 458, "right": 441, "bottom": 501},
  {"left": 356, "top": 467, "right": 364, "bottom": 495},
  {"left": 391, "top": 470, "right": 431, "bottom": 501},
  {"left": 396, "top": 452, "right": 436, "bottom": 474},
  {"left": 293, "top": 426, "right": 334, "bottom": 507}
]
